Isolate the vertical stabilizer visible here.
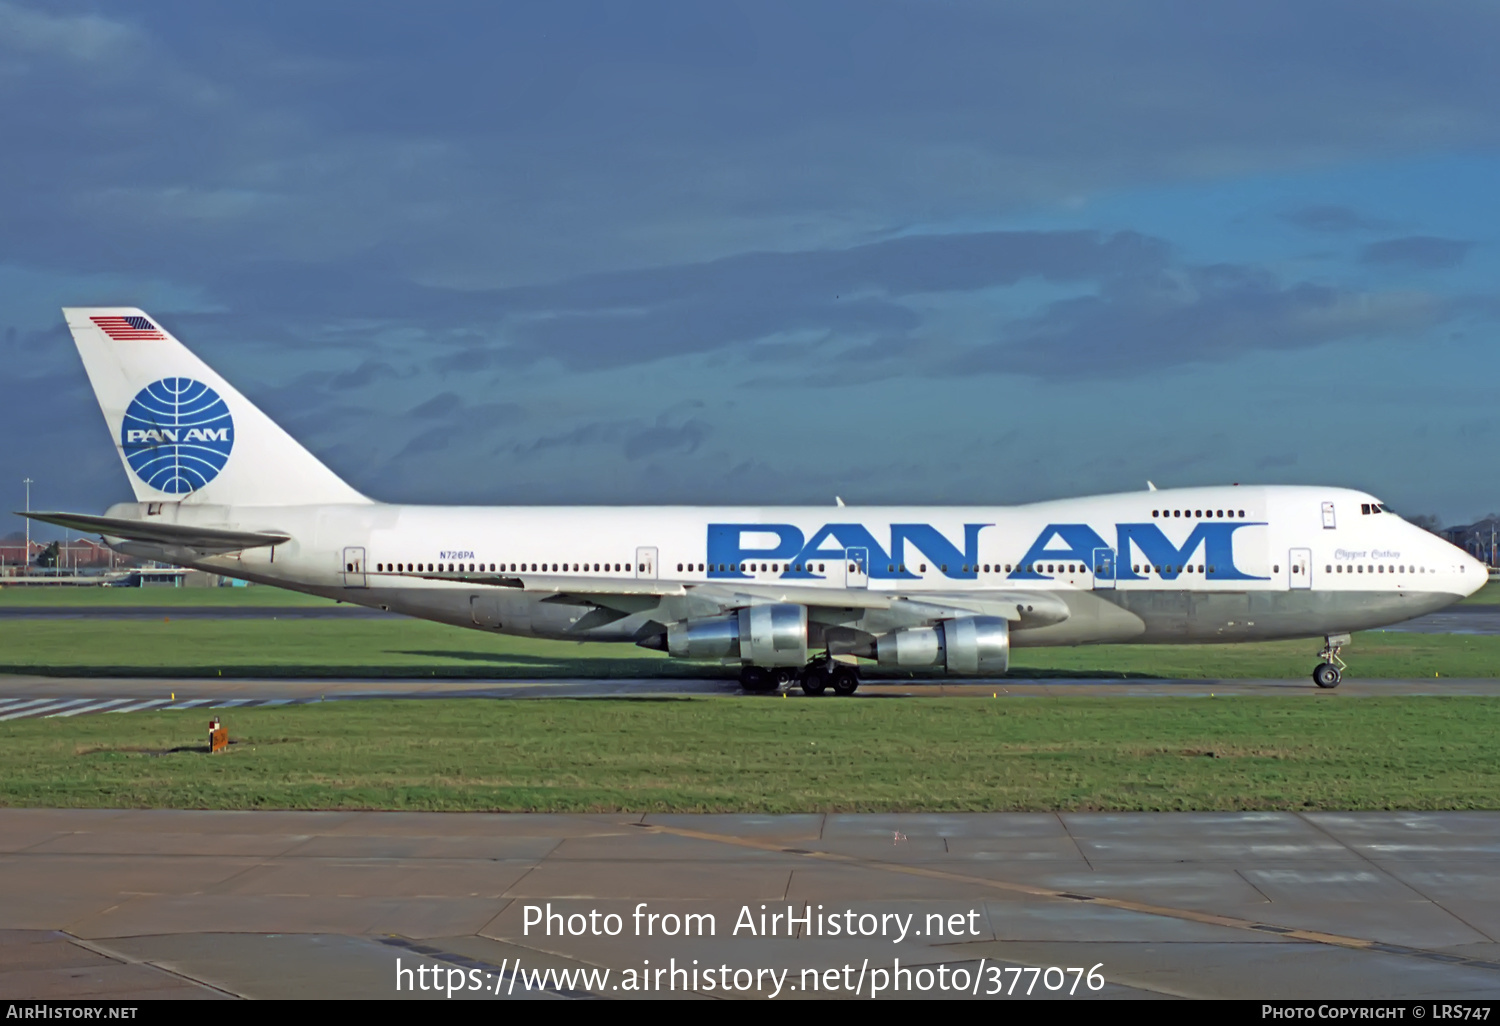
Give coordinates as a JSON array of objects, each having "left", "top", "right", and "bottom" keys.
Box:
[{"left": 63, "top": 308, "right": 369, "bottom": 506}]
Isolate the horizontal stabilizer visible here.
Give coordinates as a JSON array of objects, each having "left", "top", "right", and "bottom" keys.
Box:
[{"left": 19, "top": 511, "right": 289, "bottom": 554}]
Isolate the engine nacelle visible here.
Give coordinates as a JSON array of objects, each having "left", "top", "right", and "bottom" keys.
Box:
[
  {"left": 667, "top": 615, "right": 741, "bottom": 659},
  {"left": 666, "top": 603, "right": 809, "bottom": 666},
  {"left": 738, "top": 603, "right": 808, "bottom": 667},
  {"left": 875, "top": 616, "right": 1009, "bottom": 675}
]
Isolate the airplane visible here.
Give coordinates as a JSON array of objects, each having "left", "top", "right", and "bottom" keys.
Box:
[{"left": 22, "top": 307, "right": 1488, "bottom": 694}]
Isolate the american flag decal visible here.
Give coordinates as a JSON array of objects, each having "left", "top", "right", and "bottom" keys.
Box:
[{"left": 91, "top": 315, "right": 165, "bottom": 340}]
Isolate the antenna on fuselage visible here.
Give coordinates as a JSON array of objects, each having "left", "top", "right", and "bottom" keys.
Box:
[
  {"left": 835, "top": 496, "right": 846, "bottom": 507},
  {"left": 1146, "top": 481, "right": 1157, "bottom": 491}
]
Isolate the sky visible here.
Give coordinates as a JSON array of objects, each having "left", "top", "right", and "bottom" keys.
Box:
[{"left": 3, "top": 0, "right": 1498, "bottom": 535}]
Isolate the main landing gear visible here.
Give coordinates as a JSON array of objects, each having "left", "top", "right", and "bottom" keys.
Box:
[
  {"left": 1313, "top": 633, "right": 1351, "bottom": 689},
  {"left": 739, "top": 660, "right": 860, "bottom": 696}
]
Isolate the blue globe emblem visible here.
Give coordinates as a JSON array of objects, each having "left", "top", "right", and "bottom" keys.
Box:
[{"left": 120, "top": 378, "right": 235, "bottom": 494}]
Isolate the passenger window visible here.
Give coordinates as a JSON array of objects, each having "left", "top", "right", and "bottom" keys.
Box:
[
  {"left": 1004, "top": 564, "right": 1011, "bottom": 572},
  {"left": 1173, "top": 510, "right": 1180, "bottom": 518},
  {"left": 1152, "top": 510, "right": 1159, "bottom": 518},
  {"left": 1194, "top": 510, "right": 1201, "bottom": 518},
  {"left": 920, "top": 564, "right": 927, "bottom": 572},
  {"left": 1273, "top": 565, "right": 1280, "bottom": 573},
  {"left": 1326, "top": 565, "right": 1332, "bottom": 573}
]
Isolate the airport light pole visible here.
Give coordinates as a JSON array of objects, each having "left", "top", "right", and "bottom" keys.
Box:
[{"left": 23, "top": 478, "right": 32, "bottom": 570}]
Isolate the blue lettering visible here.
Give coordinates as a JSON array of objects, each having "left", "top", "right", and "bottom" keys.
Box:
[
  {"left": 1115, "top": 522, "right": 1266, "bottom": 580},
  {"left": 707, "top": 524, "right": 804, "bottom": 578},
  {"left": 791, "top": 524, "right": 893, "bottom": 578},
  {"left": 891, "top": 524, "right": 989, "bottom": 578},
  {"left": 1009, "top": 524, "right": 1109, "bottom": 579}
]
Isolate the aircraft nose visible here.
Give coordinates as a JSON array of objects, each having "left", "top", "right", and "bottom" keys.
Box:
[{"left": 1463, "top": 551, "right": 1490, "bottom": 596}]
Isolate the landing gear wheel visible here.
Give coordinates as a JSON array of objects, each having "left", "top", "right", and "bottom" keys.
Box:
[
  {"left": 1313, "top": 663, "right": 1342, "bottom": 689},
  {"left": 801, "top": 665, "right": 830, "bottom": 695},
  {"left": 769, "top": 667, "right": 797, "bottom": 690},
  {"left": 740, "top": 666, "right": 776, "bottom": 693},
  {"left": 831, "top": 666, "right": 860, "bottom": 695},
  {"left": 1314, "top": 634, "right": 1350, "bottom": 690}
]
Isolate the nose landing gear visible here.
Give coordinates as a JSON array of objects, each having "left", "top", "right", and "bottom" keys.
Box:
[{"left": 1313, "top": 633, "right": 1350, "bottom": 689}]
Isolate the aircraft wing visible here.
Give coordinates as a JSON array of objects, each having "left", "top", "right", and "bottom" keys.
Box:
[
  {"left": 391, "top": 568, "right": 1069, "bottom": 629},
  {"left": 19, "top": 511, "right": 290, "bottom": 554}
]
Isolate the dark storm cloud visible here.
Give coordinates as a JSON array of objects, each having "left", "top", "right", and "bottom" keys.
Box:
[{"left": 1361, "top": 236, "right": 1474, "bottom": 269}]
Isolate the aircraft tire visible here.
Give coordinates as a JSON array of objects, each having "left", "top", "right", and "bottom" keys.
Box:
[
  {"left": 801, "top": 666, "right": 829, "bottom": 695},
  {"left": 741, "top": 667, "right": 776, "bottom": 693},
  {"left": 831, "top": 667, "right": 860, "bottom": 696},
  {"left": 1313, "top": 663, "right": 1342, "bottom": 689}
]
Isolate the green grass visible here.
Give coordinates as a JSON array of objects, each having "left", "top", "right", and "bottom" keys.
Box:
[
  {"left": 0, "top": 617, "right": 1495, "bottom": 679},
  {"left": 0, "top": 584, "right": 334, "bottom": 606},
  {"left": 1461, "top": 580, "right": 1500, "bottom": 604},
  {"left": 2, "top": 697, "right": 1497, "bottom": 812}
]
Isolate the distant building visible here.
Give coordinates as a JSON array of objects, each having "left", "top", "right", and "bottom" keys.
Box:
[{"left": 1441, "top": 517, "right": 1500, "bottom": 568}]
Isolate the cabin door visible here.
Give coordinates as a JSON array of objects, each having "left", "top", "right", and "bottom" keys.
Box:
[
  {"left": 635, "top": 546, "right": 658, "bottom": 580},
  {"left": 1092, "top": 547, "right": 1116, "bottom": 590},
  {"left": 844, "top": 547, "right": 869, "bottom": 589},
  {"left": 342, "top": 547, "right": 367, "bottom": 588},
  {"left": 1289, "top": 548, "right": 1312, "bottom": 590}
]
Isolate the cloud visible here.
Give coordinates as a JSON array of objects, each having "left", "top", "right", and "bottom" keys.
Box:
[
  {"left": 966, "top": 263, "right": 1448, "bottom": 380},
  {"left": 1281, "top": 205, "right": 1387, "bottom": 233},
  {"left": 1361, "top": 236, "right": 1474, "bottom": 270}
]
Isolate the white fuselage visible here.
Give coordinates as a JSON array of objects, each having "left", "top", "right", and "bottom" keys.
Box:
[{"left": 117, "top": 483, "right": 1485, "bottom": 652}]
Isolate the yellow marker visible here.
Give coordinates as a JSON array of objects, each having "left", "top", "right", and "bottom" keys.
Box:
[{"left": 170, "top": 692, "right": 174, "bottom": 700}]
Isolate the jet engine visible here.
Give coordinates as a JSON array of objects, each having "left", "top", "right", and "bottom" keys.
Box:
[
  {"left": 875, "top": 616, "right": 1009, "bottom": 675},
  {"left": 666, "top": 603, "right": 808, "bottom": 667}
]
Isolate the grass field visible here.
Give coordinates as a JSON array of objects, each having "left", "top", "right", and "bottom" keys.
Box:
[
  {"left": 0, "top": 584, "right": 334, "bottom": 606},
  {"left": 1, "top": 696, "right": 1496, "bottom": 812},
  {"left": 1462, "top": 580, "right": 1500, "bottom": 604},
  {"left": 0, "top": 617, "right": 1495, "bottom": 678}
]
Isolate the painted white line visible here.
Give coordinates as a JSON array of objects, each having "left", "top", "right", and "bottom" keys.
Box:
[
  {"left": 0, "top": 698, "right": 58, "bottom": 715},
  {"left": 46, "top": 699, "right": 136, "bottom": 718},
  {"left": 0, "top": 698, "right": 93, "bottom": 721},
  {"left": 260, "top": 699, "right": 294, "bottom": 706},
  {"left": 161, "top": 699, "right": 214, "bottom": 710},
  {"left": 209, "top": 699, "right": 254, "bottom": 708},
  {"left": 106, "top": 699, "right": 170, "bottom": 714}
]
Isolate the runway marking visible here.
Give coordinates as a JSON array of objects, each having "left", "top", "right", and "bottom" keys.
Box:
[
  {"left": 0, "top": 698, "right": 92, "bottom": 720},
  {"left": 46, "top": 698, "right": 135, "bottom": 717},
  {"left": 0, "top": 698, "right": 60, "bottom": 717},
  {"left": 638, "top": 822, "right": 1500, "bottom": 976},
  {"left": 106, "top": 699, "right": 171, "bottom": 715},
  {"left": 0, "top": 697, "right": 328, "bottom": 720}
]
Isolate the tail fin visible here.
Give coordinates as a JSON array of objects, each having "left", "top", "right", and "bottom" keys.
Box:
[{"left": 64, "top": 307, "right": 369, "bottom": 506}]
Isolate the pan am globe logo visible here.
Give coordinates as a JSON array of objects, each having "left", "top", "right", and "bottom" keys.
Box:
[{"left": 120, "top": 378, "right": 235, "bottom": 494}]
